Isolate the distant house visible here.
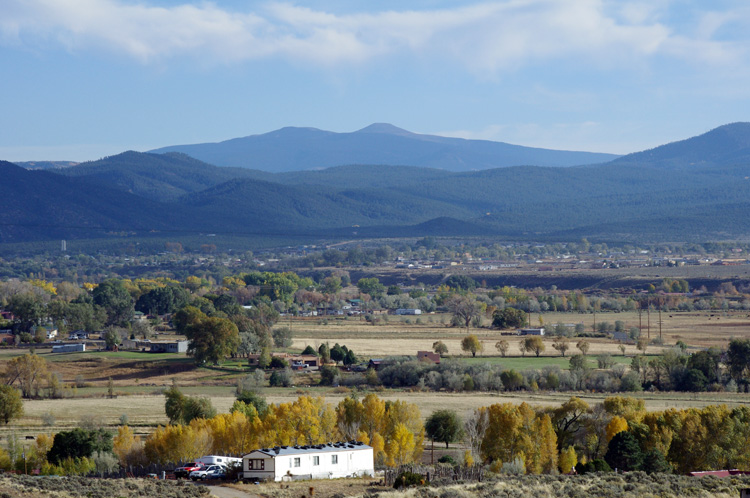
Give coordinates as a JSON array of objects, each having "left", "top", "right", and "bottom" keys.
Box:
[
  {"left": 519, "top": 328, "right": 545, "bottom": 336},
  {"left": 417, "top": 351, "right": 440, "bottom": 364},
  {"left": 0, "top": 333, "right": 14, "bottom": 345},
  {"left": 247, "top": 353, "right": 319, "bottom": 368},
  {"left": 368, "top": 359, "right": 383, "bottom": 370},
  {"left": 149, "top": 340, "right": 189, "bottom": 353},
  {"left": 242, "top": 441, "right": 373, "bottom": 482}
]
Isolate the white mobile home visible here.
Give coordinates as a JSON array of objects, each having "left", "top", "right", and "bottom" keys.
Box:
[
  {"left": 242, "top": 441, "right": 373, "bottom": 482},
  {"left": 52, "top": 344, "right": 86, "bottom": 353},
  {"left": 395, "top": 309, "right": 421, "bottom": 315}
]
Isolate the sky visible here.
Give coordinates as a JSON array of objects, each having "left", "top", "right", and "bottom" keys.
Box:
[{"left": 1, "top": 0, "right": 750, "bottom": 161}]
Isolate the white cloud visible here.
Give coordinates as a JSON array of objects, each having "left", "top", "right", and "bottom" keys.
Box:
[{"left": 0, "top": 0, "right": 747, "bottom": 70}]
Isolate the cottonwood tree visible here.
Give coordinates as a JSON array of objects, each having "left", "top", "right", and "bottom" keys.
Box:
[
  {"left": 5, "top": 353, "right": 49, "bottom": 398},
  {"left": 552, "top": 337, "right": 570, "bottom": 357},
  {"left": 576, "top": 339, "right": 590, "bottom": 356},
  {"left": 446, "top": 294, "right": 485, "bottom": 331},
  {"left": 492, "top": 307, "right": 527, "bottom": 329},
  {"left": 523, "top": 336, "right": 545, "bottom": 357},
  {"left": 92, "top": 279, "right": 134, "bottom": 326},
  {"left": 0, "top": 385, "right": 23, "bottom": 424},
  {"left": 495, "top": 339, "right": 510, "bottom": 357},
  {"left": 184, "top": 316, "right": 240, "bottom": 365},
  {"left": 432, "top": 341, "right": 449, "bottom": 357},
  {"left": 461, "top": 334, "right": 484, "bottom": 357},
  {"left": 425, "top": 409, "right": 463, "bottom": 449}
]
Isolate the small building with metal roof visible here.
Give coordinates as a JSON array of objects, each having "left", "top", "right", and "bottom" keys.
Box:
[{"left": 241, "top": 441, "right": 373, "bottom": 482}]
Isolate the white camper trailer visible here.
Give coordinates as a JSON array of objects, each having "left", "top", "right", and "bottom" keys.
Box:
[{"left": 242, "top": 441, "right": 374, "bottom": 482}]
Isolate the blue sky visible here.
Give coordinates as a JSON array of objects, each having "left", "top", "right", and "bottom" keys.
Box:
[{"left": 1, "top": 0, "right": 750, "bottom": 161}]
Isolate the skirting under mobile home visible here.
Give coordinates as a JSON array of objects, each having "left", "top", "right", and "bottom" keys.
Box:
[{"left": 242, "top": 441, "right": 373, "bottom": 482}]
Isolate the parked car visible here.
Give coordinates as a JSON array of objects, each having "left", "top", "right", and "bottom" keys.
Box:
[
  {"left": 190, "top": 464, "right": 226, "bottom": 481},
  {"left": 174, "top": 462, "right": 204, "bottom": 479},
  {"left": 204, "top": 468, "right": 228, "bottom": 481}
]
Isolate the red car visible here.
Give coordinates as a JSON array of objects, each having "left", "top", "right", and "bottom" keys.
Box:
[{"left": 174, "top": 462, "right": 204, "bottom": 479}]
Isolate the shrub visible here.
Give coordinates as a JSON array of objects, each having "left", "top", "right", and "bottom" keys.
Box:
[
  {"left": 319, "top": 366, "right": 340, "bottom": 386},
  {"left": 576, "top": 458, "right": 612, "bottom": 474},
  {"left": 501, "top": 457, "right": 526, "bottom": 475},
  {"left": 269, "top": 368, "right": 293, "bottom": 387},
  {"left": 438, "top": 455, "right": 457, "bottom": 465},
  {"left": 393, "top": 471, "right": 425, "bottom": 489},
  {"left": 41, "top": 412, "right": 56, "bottom": 426},
  {"left": 269, "top": 357, "right": 289, "bottom": 369}
]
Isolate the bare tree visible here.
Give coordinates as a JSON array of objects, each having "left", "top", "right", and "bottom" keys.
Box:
[
  {"left": 495, "top": 339, "right": 509, "bottom": 357},
  {"left": 464, "top": 408, "right": 488, "bottom": 462}
]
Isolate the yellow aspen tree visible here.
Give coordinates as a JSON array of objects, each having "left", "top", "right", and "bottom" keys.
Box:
[
  {"left": 386, "top": 423, "right": 415, "bottom": 466},
  {"left": 357, "top": 430, "right": 370, "bottom": 446},
  {"left": 336, "top": 396, "right": 365, "bottom": 439},
  {"left": 559, "top": 446, "right": 577, "bottom": 474},
  {"left": 370, "top": 432, "right": 386, "bottom": 464},
  {"left": 361, "top": 394, "right": 387, "bottom": 439},
  {"left": 669, "top": 409, "right": 708, "bottom": 474},
  {"left": 385, "top": 400, "right": 425, "bottom": 463},
  {"left": 480, "top": 403, "right": 525, "bottom": 463},
  {"left": 113, "top": 425, "right": 143, "bottom": 466},
  {"left": 319, "top": 403, "right": 340, "bottom": 443},
  {"left": 530, "top": 414, "right": 558, "bottom": 474},
  {"left": 602, "top": 397, "right": 646, "bottom": 423},
  {"left": 605, "top": 416, "right": 628, "bottom": 443}
]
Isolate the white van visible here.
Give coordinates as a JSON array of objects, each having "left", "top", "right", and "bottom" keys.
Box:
[{"left": 199, "top": 455, "right": 242, "bottom": 467}]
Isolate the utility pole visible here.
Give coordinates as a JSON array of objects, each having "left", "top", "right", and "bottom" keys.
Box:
[
  {"left": 658, "top": 299, "right": 663, "bottom": 343},
  {"left": 593, "top": 309, "right": 596, "bottom": 334},
  {"left": 647, "top": 299, "right": 651, "bottom": 340}
]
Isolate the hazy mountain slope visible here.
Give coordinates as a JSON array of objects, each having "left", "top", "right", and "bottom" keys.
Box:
[
  {"left": 610, "top": 122, "right": 750, "bottom": 169},
  {"left": 54, "top": 151, "right": 274, "bottom": 201},
  {"left": 178, "top": 178, "right": 476, "bottom": 231},
  {"left": 149, "top": 123, "right": 620, "bottom": 173},
  {"left": 270, "top": 164, "right": 454, "bottom": 188},
  {"left": 0, "top": 161, "right": 187, "bottom": 242}
]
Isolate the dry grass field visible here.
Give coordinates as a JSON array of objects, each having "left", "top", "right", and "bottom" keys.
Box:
[{"left": 288, "top": 309, "right": 750, "bottom": 357}]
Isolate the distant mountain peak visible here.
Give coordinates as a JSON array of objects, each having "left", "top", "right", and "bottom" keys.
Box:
[{"left": 355, "top": 123, "right": 414, "bottom": 136}]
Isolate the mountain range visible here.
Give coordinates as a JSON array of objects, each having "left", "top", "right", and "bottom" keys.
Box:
[
  {"left": 4, "top": 122, "right": 750, "bottom": 247},
  {"left": 149, "top": 123, "right": 620, "bottom": 173}
]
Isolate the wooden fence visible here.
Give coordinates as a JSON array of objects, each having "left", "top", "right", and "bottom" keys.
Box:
[{"left": 384, "top": 464, "right": 484, "bottom": 487}]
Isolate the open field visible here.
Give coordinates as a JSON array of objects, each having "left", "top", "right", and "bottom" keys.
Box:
[
  {"left": 288, "top": 309, "right": 750, "bottom": 356},
  {"left": 9, "top": 387, "right": 750, "bottom": 442}
]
